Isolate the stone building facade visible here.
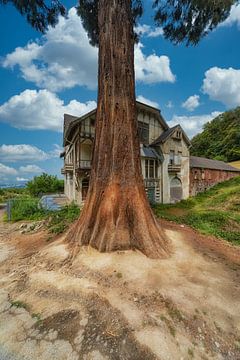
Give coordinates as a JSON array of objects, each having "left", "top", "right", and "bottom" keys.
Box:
[
  {"left": 190, "top": 156, "right": 240, "bottom": 196},
  {"left": 61, "top": 101, "right": 191, "bottom": 205}
]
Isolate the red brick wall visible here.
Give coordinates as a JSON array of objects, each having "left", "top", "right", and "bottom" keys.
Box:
[{"left": 190, "top": 168, "right": 240, "bottom": 196}]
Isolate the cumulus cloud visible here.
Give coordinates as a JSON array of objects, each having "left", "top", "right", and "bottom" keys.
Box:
[
  {"left": 182, "top": 95, "right": 200, "bottom": 112},
  {"left": 221, "top": 4, "right": 240, "bottom": 28},
  {"left": 135, "top": 24, "right": 163, "bottom": 38},
  {"left": 2, "top": 8, "right": 98, "bottom": 91},
  {"left": 168, "top": 111, "right": 222, "bottom": 138},
  {"left": 0, "top": 144, "right": 49, "bottom": 162},
  {"left": 2, "top": 8, "right": 175, "bottom": 91},
  {"left": 0, "top": 89, "right": 96, "bottom": 132},
  {"left": 202, "top": 67, "right": 240, "bottom": 107},
  {"left": 137, "top": 95, "right": 159, "bottom": 108},
  {"left": 19, "top": 165, "right": 44, "bottom": 173},
  {"left": 135, "top": 43, "right": 175, "bottom": 84},
  {"left": 0, "top": 163, "right": 18, "bottom": 178}
]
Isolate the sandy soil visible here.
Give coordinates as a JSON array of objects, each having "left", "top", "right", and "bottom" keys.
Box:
[{"left": 0, "top": 209, "right": 240, "bottom": 360}]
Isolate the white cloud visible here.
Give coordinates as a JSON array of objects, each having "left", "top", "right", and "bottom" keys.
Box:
[
  {"left": 2, "top": 8, "right": 98, "bottom": 91},
  {"left": 2, "top": 8, "right": 175, "bottom": 91},
  {"left": 137, "top": 95, "right": 159, "bottom": 108},
  {"left": 168, "top": 111, "right": 222, "bottom": 138},
  {"left": 182, "top": 95, "right": 200, "bottom": 112},
  {"left": 19, "top": 165, "right": 44, "bottom": 173},
  {"left": 0, "top": 89, "right": 96, "bottom": 132},
  {"left": 0, "top": 163, "right": 18, "bottom": 178},
  {"left": 16, "top": 177, "right": 29, "bottom": 182},
  {"left": 135, "top": 24, "right": 163, "bottom": 38},
  {"left": 202, "top": 67, "right": 240, "bottom": 107},
  {"left": 0, "top": 144, "right": 49, "bottom": 162},
  {"left": 166, "top": 101, "right": 173, "bottom": 109},
  {"left": 221, "top": 4, "right": 240, "bottom": 28},
  {"left": 135, "top": 43, "right": 175, "bottom": 84}
]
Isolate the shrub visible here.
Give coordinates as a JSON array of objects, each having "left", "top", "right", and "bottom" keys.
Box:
[
  {"left": 26, "top": 173, "right": 64, "bottom": 197},
  {"left": 9, "top": 196, "right": 46, "bottom": 221},
  {"left": 47, "top": 203, "right": 80, "bottom": 235}
]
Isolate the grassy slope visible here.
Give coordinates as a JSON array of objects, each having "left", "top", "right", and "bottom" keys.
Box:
[
  {"left": 228, "top": 160, "right": 240, "bottom": 170},
  {"left": 153, "top": 176, "right": 240, "bottom": 245}
]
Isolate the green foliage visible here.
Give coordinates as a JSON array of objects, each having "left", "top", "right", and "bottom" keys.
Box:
[
  {"left": 47, "top": 203, "right": 80, "bottom": 234},
  {"left": 0, "top": 187, "right": 27, "bottom": 203},
  {"left": 191, "top": 107, "right": 240, "bottom": 162},
  {"left": 0, "top": 0, "right": 65, "bottom": 32},
  {"left": 153, "top": 0, "right": 237, "bottom": 46},
  {"left": 26, "top": 173, "right": 64, "bottom": 197},
  {"left": 10, "top": 196, "right": 46, "bottom": 222},
  {"left": 77, "top": 0, "right": 238, "bottom": 47},
  {"left": 153, "top": 176, "right": 240, "bottom": 245}
]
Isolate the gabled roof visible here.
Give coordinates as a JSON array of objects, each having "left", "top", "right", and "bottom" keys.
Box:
[
  {"left": 151, "top": 124, "right": 191, "bottom": 147},
  {"left": 190, "top": 156, "right": 240, "bottom": 172},
  {"left": 63, "top": 101, "right": 169, "bottom": 146}
]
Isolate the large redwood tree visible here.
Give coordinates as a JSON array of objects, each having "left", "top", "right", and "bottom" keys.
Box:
[
  {"left": 2, "top": 0, "right": 238, "bottom": 258},
  {"left": 66, "top": 0, "right": 238, "bottom": 259}
]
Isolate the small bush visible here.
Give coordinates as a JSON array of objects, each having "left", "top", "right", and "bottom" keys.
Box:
[
  {"left": 10, "top": 197, "right": 46, "bottom": 221},
  {"left": 27, "top": 173, "right": 64, "bottom": 197}
]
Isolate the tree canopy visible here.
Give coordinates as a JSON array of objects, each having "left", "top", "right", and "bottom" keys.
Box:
[
  {"left": 0, "top": 0, "right": 65, "bottom": 32},
  {"left": 77, "top": 0, "right": 239, "bottom": 46},
  {"left": 191, "top": 107, "right": 240, "bottom": 162}
]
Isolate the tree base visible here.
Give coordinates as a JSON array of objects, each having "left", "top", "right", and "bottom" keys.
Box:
[{"left": 66, "top": 183, "right": 171, "bottom": 260}]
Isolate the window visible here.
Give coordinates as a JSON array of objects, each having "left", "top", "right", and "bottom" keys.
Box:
[
  {"left": 177, "top": 151, "right": 182, "bottom": 165},
  {"left": 145, "top": 159, "right": 158, "bottom": 179},
  {"left": 138, "top": 121, "right": 149, "bottom": 144},
  {"left": 149, "top": 160, "right": 154, "bottom": 178},
  {"left": 169, "top": 150, "right": 174, "bottom": 165}
]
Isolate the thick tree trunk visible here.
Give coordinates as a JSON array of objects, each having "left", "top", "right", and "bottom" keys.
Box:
[{"left": 67, "top": 0, "right": 170, "bottom": 259}]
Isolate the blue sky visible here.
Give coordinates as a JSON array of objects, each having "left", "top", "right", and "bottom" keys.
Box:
[{"left": 0, "top": 1, "right": 240, "bottom": 184}]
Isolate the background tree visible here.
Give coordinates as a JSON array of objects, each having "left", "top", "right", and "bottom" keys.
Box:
[
  {"left": 0, "top": 0, "right": 65, "bottom": 32},
  {"left": 191, "top": 107, "right": 240, "bottom": 162},
  {"left": 2, "top": 0, "right": 239, "bottom": 258}
]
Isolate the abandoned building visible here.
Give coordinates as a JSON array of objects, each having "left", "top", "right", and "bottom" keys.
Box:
[
  {"left": 190, "top": 156, "right": 240, "bottom": 196},
  {"left": 61, "top": 101, "right": 191, "bottom": 205},
  {"left": 61, "top": 101, "right": 240, "bottom": 204}
]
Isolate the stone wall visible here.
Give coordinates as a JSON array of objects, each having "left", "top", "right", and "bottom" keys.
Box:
[{"left": 190, "top": 168, "right": 240, "bottom": 196}]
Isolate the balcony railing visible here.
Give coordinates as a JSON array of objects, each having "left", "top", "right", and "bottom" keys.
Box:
[
  {"left": 168, "top": 163, "right": 181, "bottom": 172},
  {"left": 76, "top": 160, "right": 92, "bottom": 170}
]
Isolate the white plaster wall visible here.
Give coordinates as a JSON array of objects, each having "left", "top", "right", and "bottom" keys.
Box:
[{"left": 162, "top": 154, "right": 171, "bottom": 203}]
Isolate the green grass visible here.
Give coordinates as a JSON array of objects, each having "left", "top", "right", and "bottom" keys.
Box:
[
  {"left": 9, "top": 197, "right": 45, "bottom": 221},
  {"left": 153, "top": 176, "right": 240, "bottom": 246},
  {"left": 6, "top": 193, "right": 80, "bottom": 235},
  {"left": 47, "top": 203, "right": 80, "bottom": 235},
  {"left": 9, "top": 196, "right": 46, "bottom": 222}
]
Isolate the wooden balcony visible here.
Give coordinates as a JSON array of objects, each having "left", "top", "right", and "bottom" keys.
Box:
[
  {"left": 76, "top": 160, "right": 92, "bottom": 171},
  {"left": 168, "top": 163, "right": 181, "bottom": 173},
  {"left": 61, "top": 163, "right": 73, "bottom": 174},
  {"left": 80, "top": 130, "right": 95, "bottom": 139}
]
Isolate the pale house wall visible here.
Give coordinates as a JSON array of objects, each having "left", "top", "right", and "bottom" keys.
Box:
[{"left": 62, "top": 105, "right": 190, "bottom": 205}]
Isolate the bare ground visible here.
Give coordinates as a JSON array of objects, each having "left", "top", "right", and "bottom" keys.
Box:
[{"left": 0, "top": 209, "right": 240, "bottom": 360}]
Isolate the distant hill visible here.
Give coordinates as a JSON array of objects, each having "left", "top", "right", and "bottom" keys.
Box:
[{"left": 190, "top": 107, "right": 240, "bottom": 162}]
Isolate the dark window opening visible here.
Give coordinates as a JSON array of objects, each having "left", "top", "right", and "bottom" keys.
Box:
[{"left": 138, "top": 121, "right": 149, "bottom": 144}]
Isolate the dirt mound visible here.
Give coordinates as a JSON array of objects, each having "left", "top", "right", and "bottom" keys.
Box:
[{"left": 0, "top": 215, "right": 240, "bottom": 359}]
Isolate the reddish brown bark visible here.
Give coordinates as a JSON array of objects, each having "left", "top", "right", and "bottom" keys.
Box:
[{"left": 67, "top": 0, "right": 170, "bottom": 259}]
